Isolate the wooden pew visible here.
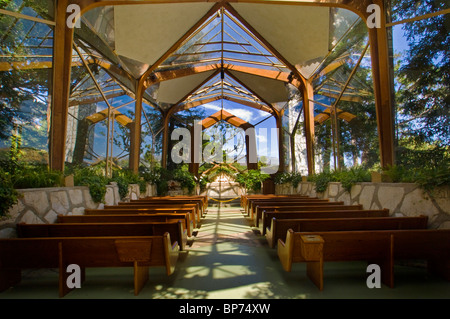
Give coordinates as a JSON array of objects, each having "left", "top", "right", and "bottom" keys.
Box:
[
  {"left": 277, "top": 229, "right": 450, "bottom": 290},
  {"left": 241, "top": 194, "right": 317, "bottom": 215},
  {"left": 0, "top": 234, "right": 179, "bottom": 297},
  {"left": 265, "top": 216, "right": 428, "bottom": 248},
  {"left": 139, "top": 195, "right": 208, "bottom": 210},
  {"left": 252, "top": 201, "right": 350, "bottom": 223},
  {"left": 111, "top": 203, "right": 202, "bottom": 222},
  {"left": 249, "top": 198, "right": 332, "bottom": 219},
  {"left": 260, "top": 209, "right": 389, "bottom": 235},
  {"left": 86, "top": 207, "right": 198, "bottom": 229},
  {"left": 255, "top": 204, "right": 364, "bottom": 229},
  {"left": 17, "top": 220, "right": 188, "bottom": 251},
  {"left": 124, "top": 198, "right": 205, "bottom": 217},
  {"left": 241, "top": 194, "right": 311, "bottom": 215},
  {"left": 58, "top": 213, "right": 195, "bottom": 237},
  {"left": 246, "top": 196, "right": 320, "bottom": 217}
]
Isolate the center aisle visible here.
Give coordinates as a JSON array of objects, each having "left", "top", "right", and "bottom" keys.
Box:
[{"left": 151, "top": 205, "right": 294, "bottom": 299}]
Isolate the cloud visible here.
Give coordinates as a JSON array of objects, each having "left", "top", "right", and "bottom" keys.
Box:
[{"left": 200, "top": 102, "right": 267, "bottom": 123}]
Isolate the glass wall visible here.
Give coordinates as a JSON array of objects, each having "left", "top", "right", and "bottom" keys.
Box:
[
  {"left": 310, "top": 18, "right": 379, "bottom": 172},
  {"left": 0, "top": 0, "right": 55, "bottom": 163},
  {"left": 389, "top": 0, "right": 449, "bottom": 170}
]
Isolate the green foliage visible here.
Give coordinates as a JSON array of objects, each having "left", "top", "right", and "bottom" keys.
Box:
[
  {"left": 413, "top": 165, "right": 450, "bottom": 193},
  {"left": 308, "top": 167, "right": 371, "bottom": 193},
  {"left": 12, "top": 164, "right": 64, "bottom": 189},
  {"left": 110, "top": 169, "right": 146, "bottom": 199},
  {"left": 0, "top": 168, "right": 19, "bottom": 217},
  {"left": 273, "top": 172, "right": 303, "bottom": 188},
  {"left": 336, "top": 167, "right": 371, "bottom": 192},
  {"left": 382, "top": 164, "right": 450, "bottom": 192},
  {"left": 71, "top": 166, "right": 108, "bottom": 203},
  {"left": 392, "top": 0, "right": 449, "bottom": 146},
  {"left": 173, "top": 168, "right": 197, "bottom": 194},
  {"left": 236, "top": 170, "right": 270, "bottom": 192},
  {"left": 140, "top": 166, "right": 196, "bottom": 196},
  {"left": 307, "top": 171, "right": 334, "bottom": 193}
]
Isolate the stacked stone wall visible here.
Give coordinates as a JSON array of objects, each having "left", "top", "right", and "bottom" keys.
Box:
[
  {"left": 275, "top": 182, "right": 450, "bottom": 229},
  {"left": 0, "top": 183, "right": 156, "bottom": 238}
]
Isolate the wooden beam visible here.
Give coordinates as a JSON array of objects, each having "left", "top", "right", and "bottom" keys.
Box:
[
  {"left": 223, "top": 2, "right": 306, "bottom": 90},
  {"left": 129, "top": 81, "right": 143, "bottom": 173},
  {"left": 160, "top": 110, "right": 171, "bottom": 169},
  {"left": 368, "top": 0, "right": 395, "bottom": 168},
  {"left": 302, "top": 80, "right": 315, "bottom": 175},
  {"left": 0, "top": 8, "right": 56, "bottom": 26},
  {"left": 139, "top": 2, "right": 223, "bottom": 87},
  {"left": 49, "top": 0, "right": 73, "bottom": 172}
]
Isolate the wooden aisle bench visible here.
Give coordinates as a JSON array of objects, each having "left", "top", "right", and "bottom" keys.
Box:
[
  {"left": 255, "top": 204, "right": 364, "bottom": 229},
  {"left": 112, "top": 202, "right": 201, "bottom": 218},
  {"left": 17, "top": 221, "right": 188, "bottom": 251},
  {"left": 86, "top": 207, "right": 198, "bottom": 229},
  {"left": 122, "top": 199, "right": 205, "bottom": 218},
  {"left": 138, "top": 196, "right": 208, "bottom": 211},
  {"left": 277, "top": 229, "right": 450, "bottom": 290},
  {"left": 266, "top": 216, "right": 428, "bottom": 248},
  {"left": 249, "top": 198, "right": 332, "bottom": 219},
  {"left": 242, "top": 195, "right": 311, "bottom": 215},
  {"left": 111, "top": 203, "right": 202, "bottom": 222},
  {"left": 252, "top": 201, "right": 349, "bottom": 222},
  {"left": 58, "top": 213, "right": 194, "bottom": 237},
  {"left": 0, "top": 234, "right": 179, "bottom": 297},
  {"left": 247, "top": 197, "right": 323, "bottom": 217},
  {"left": 260, "top": 209, "right": 389, "bottom": 235}
]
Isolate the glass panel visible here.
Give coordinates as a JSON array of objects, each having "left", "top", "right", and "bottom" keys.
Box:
[
  {"left": 140, "top": 102, "right": 164, "bottom": 169},
  {"left": 0, "top": 0, "right": 55, "bottom": 21},
  {"left": 66, "top": 49, "right": 136, "bottom": 169},
  {"left": 256, "top": 116, "right": 278, "bottom": 174},
  {"left": 334, "top": 48, "right": 379, "bottom": 169},
  {"left": 390, "top": 12, "right": 449, "bottom": 169},
  {"left": 389, "top": 0, "right": 449, "bottom": 23},
  {"left": 328, "top": 7, "right": 360, "bottom": 49},
  {"left": 0, "top": 13, "right": 53, "bottom": 163}
]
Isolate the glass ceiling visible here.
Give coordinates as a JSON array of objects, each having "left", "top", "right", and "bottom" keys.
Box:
[{"left": 70, "top": 4, "right": 362, "bottom": 123}]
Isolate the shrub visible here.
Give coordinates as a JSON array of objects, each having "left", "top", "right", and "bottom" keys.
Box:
[
  {"left": 307, "top": 170, "right": 334, "bottom": 193},
  {"left": 236, "top": 170, "right": 270, "bottom": 192},
  {"left": 273, "top": 172, "right": 303, "bottom": 188},
  {"left": 0, "top": 168, "right": 19, "bottom": 217},
  {"left": 111, "top": 169, "right": 146, "bottom": 199},
  {"left": 308, "top": 167, "right": 371, "bottom": 193},
  {"left": 337, "top": 167, "right": 371, "bottom": 192},
  {"left": 140, "top": 166, "right": 197, "bottom": 196},
  {"left": 12, "top": 164, "right": 64, "bottom": 189},
  {"left": 72, "top": 166, "right": 108, "bottom": 203}
]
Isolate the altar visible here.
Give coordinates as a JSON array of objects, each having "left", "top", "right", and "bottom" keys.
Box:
[{"left": 201, "top": 173, "right": 243, "bottom": 200}]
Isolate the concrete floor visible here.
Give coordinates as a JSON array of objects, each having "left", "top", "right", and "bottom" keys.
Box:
[{"left": 1, "top": 205, "right": 449, "bottom": 301}]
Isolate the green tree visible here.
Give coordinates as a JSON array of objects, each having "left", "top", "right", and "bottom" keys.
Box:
[{"left": 392, "top": 0, "right": 449, "bottom": 146}]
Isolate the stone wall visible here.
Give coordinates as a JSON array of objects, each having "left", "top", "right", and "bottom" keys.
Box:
[
  {"left": 275, "top": 182, "right": 450, "bottom": 229},
  {"left": 0, "top": 183, "right": 157, "bottom": 238}
]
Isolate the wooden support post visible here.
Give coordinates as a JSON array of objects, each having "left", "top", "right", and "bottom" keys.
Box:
[
  {"left": 161, "top": 111, "right": 171, "bottom": 169},
  {"left": 301, "top": 80, "right": 315, "bottom": 175},
  {"left": 129, "top": 81, "right": 143, "bottom": 173},
  {"left": 368, "top": 2, "right": 395, "bottom": 168},
  {"left": 49, "top": 0, "right": 73, "bottom": 172}
]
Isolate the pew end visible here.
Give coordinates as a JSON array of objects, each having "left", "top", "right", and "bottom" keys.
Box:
[{"left": 277, "top": 229, "right": 295, "bottom": 272}]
